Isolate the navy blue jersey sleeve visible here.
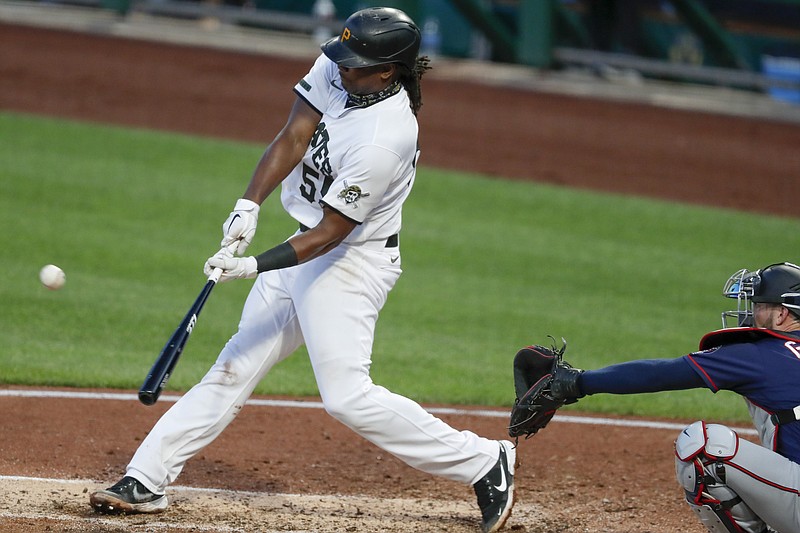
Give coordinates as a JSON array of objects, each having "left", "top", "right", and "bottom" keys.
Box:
[
  {"left": 684, "top": 343, "right": 764, "bottom": 394},
  {"left": 581, "top": 358, "right": 704, "bottom": 395}
]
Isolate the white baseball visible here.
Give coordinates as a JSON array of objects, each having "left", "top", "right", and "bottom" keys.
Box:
[{"left": 39, "top": 264, "right": 66, "bottom": 290}]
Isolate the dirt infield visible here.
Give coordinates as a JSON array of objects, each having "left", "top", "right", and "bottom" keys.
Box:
[
  {"left": 1, "top": 389, "right": 716, "bottom": 532},
  {"left": 1, "top": 20, "right": 798, "bottom": 532}
]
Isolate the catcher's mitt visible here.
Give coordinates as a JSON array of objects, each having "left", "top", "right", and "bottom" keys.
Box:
[{"left": 508, "top": 337, "right": 583, "bottom": 440}]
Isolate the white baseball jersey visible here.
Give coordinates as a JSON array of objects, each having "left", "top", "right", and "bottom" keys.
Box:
[{"left": 282, "top": 54, "right": 419, "bottom": 243}]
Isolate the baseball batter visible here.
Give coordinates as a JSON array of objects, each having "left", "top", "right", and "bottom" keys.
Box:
[
  {"left": 90, "top": 8, "right": 516, "bottom": 533},
  {"left": 511, "top": 262, "right": 800, "bottom": 533}
]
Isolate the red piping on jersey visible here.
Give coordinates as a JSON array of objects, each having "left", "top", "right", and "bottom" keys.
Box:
[
  {"left": 699, "top": 327, "right": 800, "bottom": 351},
  {"left": 685, "top": 355, "right": 720, "bottom": 392}
]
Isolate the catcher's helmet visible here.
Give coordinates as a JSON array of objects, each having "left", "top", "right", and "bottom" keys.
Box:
[
  {"left": 321, "top": 7, "right": 420, "bottom": 70},
  {"left": 722, "top": 262, "right": 800, "bottom": 327}
]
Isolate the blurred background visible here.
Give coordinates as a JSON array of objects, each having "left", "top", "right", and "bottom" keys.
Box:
[
  {"left": 4, "top": 0, "right": 798, "bottom": 105},
  {"left": 1, "top": 0, "right": 798, "bottom": 413}
]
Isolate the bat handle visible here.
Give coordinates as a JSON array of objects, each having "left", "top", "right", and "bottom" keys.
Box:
[
  {"left": 206, "top": 242, "right": 238, "bottom": 283},
  {"left": 207, "top": 267, "right": 223, "bottom": 283}
]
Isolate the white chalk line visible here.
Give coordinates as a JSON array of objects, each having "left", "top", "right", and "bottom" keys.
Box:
[
  {"left": 0, "top": 388, "right": 758, "bottom": 435},
  {"left": 0, "top": 510, "right": 246, "bottom": 532}
]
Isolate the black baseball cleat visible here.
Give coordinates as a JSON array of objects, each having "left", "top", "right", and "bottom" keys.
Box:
[
  {"left": 89, "top": 476, "right": 168, "bottom": 515},
  {"left": 473, "top": 441, "right": 517, "bottom": 533}
]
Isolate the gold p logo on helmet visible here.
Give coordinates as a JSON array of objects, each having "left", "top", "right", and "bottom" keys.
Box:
[{"left": 341, "top": 28, "right": 351, "bottom": 40}]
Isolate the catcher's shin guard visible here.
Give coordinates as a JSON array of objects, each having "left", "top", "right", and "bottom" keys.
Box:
[{"left": 675, "top": 422, "right": 766, "bottom": 533}]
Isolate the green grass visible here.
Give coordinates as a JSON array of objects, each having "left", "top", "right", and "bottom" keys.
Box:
[{"left": 2, "top": 111, "right": 798, "bottom": 422}]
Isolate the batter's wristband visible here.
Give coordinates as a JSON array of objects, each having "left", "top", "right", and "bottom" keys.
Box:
[{"left": 255, "top": 242, "right": 298, "bottom": 273}]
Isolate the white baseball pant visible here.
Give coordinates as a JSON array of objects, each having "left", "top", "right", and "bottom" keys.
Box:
[{"left": 127, "top": 237, "right": 500, "bottom": 494}]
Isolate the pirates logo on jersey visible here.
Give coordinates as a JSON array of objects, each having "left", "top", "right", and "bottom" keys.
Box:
[{"left": 338, "top": 182, "right": 370, "bottom": 207}]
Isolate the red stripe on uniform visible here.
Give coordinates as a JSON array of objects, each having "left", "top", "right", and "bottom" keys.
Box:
[
  {"left": 686, "top": 355, "right": 720, "bottom": 392},
  {"left": 725, "top": 460, "right": 800, "bottom": 496}
]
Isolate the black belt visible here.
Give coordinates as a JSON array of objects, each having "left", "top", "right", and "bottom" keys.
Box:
[
  {"left": 770, "top": 407, "right": 800, "bottom": 426},
  {"left": 299, "top": 224, "right": 398, "bottom": 248}
]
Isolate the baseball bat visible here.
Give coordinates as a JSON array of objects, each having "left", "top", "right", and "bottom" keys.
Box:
[{"left": 138, "top": 266, "right": 223, "bottom": 406}]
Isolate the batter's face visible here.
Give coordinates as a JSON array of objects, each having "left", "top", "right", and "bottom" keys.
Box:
[{"left": 337, "top": 63, "right": 395, "bottom": 95}]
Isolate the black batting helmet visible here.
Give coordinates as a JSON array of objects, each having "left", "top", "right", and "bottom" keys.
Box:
[
  {"left": 722, "top": 262, "right": 800, "bottom": 327},
  {"left": 321, "top": 7, "right": 421, "bottom": 70}
]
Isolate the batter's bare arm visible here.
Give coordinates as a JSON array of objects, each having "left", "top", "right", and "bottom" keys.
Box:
[
  {"left": 244, "top": 98, "right": 322, "bottom": 204},
  {"left": 289, "top": 207, "right": 356, "bottom": 259},
  {"left": 218, "top": 98, "right": 322, "bottom": 255},
  {"left": 251, "top": 207, "right": 355, "bottom": 270}
]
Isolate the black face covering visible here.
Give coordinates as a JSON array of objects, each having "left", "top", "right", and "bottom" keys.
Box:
[{"left": 345, "top": 80, "right": 401, "bottom": 109}]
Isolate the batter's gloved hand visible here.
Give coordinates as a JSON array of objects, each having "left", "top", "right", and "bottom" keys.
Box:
[
  {"left": 221, "top": 198, "right": 260, "bottom": 256},
  {"left": 204, "top": 249, "right": 258, "bottom": 283},
  {"left": 508, "top": 337, "right": 584, "bottom": 440}
]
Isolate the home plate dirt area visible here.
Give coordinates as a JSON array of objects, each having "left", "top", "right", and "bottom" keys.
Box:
[{"left": 1, "top": 388, "right": 739, "bottom": 532}]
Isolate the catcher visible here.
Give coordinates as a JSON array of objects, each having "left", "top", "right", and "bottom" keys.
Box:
[{"left": 510, "top": 262, "right": 800, "bottom": 533}]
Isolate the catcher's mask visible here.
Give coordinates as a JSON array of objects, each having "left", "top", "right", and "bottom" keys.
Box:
[
  {"left": 321, "top": 7, "right": 420, "bottom": 71},
  {"left": 722, "top": 262, "right": 800, "bottom": 328}
]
